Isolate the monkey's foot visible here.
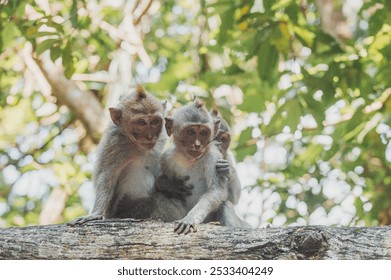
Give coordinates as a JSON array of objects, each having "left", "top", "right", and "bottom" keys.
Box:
[
  {"left": 216, "top": 159, "right": 230, "bottom": 175},
  {"left": 174, "top": 219, "right": 197, "bottom": 235},
  {"left": 67, "top": 215, "right": 104, "bottom": 226}
]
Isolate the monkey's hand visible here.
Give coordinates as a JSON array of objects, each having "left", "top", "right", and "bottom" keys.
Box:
[
  {"left": 67, "top": 214, "right": 104, "bottom": 226},
  {"left": 216, "top": 159, "right": 230, "bottom": 176},
  {"left": 155, "top": 175, "right": 193, "bottom": 201},
  {"left": 174, "top": 217, "right": 198, "bottom": 235}
]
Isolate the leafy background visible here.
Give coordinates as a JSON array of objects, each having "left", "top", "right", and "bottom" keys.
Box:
[{"left": 0, "top": 0, "right": 390, "bottom": 227}]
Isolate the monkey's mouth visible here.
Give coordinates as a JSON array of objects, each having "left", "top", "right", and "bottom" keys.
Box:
[
  {"left": 186, "top": 150, "right": 203, "bottom": 158},
  {"left": 140, "top": 142, "right": 156, "bottom": 149}
]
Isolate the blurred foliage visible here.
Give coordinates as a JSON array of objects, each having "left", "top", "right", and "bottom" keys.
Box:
[{"left": 0, "top": 0, "right": 390, "bottom": 227}]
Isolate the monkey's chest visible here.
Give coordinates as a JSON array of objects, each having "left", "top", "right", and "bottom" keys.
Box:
[
  {"left": 118, "top": 161, "right": 156, "bottom": 200},
  {"left": 181, "top": 170, "right": 208, "bottom": 210}
]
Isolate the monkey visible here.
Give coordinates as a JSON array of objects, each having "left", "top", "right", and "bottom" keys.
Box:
[
  {"left": 68, "top": 85, "right": 168, "bottom": 225},
  {"left": 211, "top": 109, "right": 241, "bottom": 205},
  {"left": 153, "top": 107, "right": 250, "bottom": 231},
  {"left": 209, "top": 109, "right": 251, "bottom": 228},
  {"left": 158, "top": 100, "right": 233, "bottom": 234}
]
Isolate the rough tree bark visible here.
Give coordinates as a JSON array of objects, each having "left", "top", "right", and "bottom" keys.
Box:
[{"left": 0, "top": 220, "right": 390, "bottom": 260}]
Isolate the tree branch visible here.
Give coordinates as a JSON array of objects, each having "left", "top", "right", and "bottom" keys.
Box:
[
  {"left": 0, "top": 220, "right": 390, "bottom": 259},
  {"left": 35, "top": 56, "right": 106, "bottom": 144},
  {"left": 134, "top": 0, "right": 154, "bottom": 26}
]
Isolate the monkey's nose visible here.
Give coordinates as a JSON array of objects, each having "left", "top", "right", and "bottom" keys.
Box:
[
  {"left": 194, "top": 140, "right": 201, "bottom": 150},
  {"left": 147, "top": 134, "right": 153, "bottom": 140}
]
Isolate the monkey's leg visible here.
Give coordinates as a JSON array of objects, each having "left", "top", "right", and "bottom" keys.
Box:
[{"left": 67, "top": 214, "right": 104, "bottom": 226}]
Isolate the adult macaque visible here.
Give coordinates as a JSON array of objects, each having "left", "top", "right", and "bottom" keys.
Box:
[{"left": 68, "top": 86, "right": 167, "bottom": 225}]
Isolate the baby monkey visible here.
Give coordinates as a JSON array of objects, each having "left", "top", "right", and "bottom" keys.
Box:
[
  {"left": 159, "top": 100, "right": 234, "bottom": 234},
  {"left": 210, "top": 109, "right": 250, "bottom": 228},
  {"left": 68, "top": 86, "right": 167, "bottom": 225},
  {"left": 211, "top": 109, "right": 241, "bottom": 205}
]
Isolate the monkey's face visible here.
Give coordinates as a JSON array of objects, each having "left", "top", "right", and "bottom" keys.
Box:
[
  {"left": 215, "top": 131, "right": 231, "bottom": 153},
  {"left": 126, "top": 114, "right": 163, "bottom": 149},
  {"left": 177, "top": 124, "right": 212, "bottom": 160}
]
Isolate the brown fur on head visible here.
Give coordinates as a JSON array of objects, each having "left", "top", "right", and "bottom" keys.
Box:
[
  {"left": 136, "top": 84, "right": 147, "bottom": 99},
  {"left": 109, "top": 87, "right": 164, "bottom": 150}
]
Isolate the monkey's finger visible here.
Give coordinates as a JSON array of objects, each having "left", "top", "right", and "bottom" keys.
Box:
[
  {"left": 174, "top": 223, "right": 186, "bottom": 234},
  {"left": 216, "top": 162, "right": 230, "bottom": 169},
  {"left": 216, "top": 165, "right": 230, "bottom": 171},
  {"left": 217, "top": 159, "right": 229, "bottom": 165},
  {"left": 68, "top": 217, "right": 88, "bottom": 226},
  {"left": 183, "top": 225, "right": 192, "bottom": 235},
  {"left": 179, "top": 175, "right": 190, "bottom": 182},
  {"left": 216, "top": 161, "right": 230, "bottom": 170},
  {"left": 174, "top": 221, "right": 183, "bottom": 232},
  {"left": 68, "top": 215, "right": 103, "bottom": 226},
  {"left": 184, "top": 224, "right": 197, "bottom": 235},
  {"left": 216, "top": 167, "right": 230, "bottom": 175}
]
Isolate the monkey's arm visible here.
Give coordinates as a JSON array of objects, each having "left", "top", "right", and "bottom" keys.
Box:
[
  {"left": 67, "top": 169, "right": 119, "bottom": 226},
  {"left": 155, "top": 175, "right": 193, "bottom": 201},
  {"left": 174, "top": 178, "right": 228, "bottom": 235},
  {"left": 216, "top": 154, "right": 241, "bottom": 205},
  {"left": 68, "top": 133, "right": 130, "bottom": 226},
  {"left": 227, "top": 167, "right": 241, "bottom": 205}
]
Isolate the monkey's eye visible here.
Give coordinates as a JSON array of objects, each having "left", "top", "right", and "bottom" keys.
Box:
[
  {"left": 151, "top": 118, "right": 160, "bottom": 125},
  {"left": 220, "top": 137, "right": 227, "bottom": 143},
  {"left": 138, "top": 120, "right": 147, "bottom": 126},
  {"left": 187, "top": 129, "right": 195, "bottom": 135},
  {"left": 200, "top": 129, "right": 209, "bottom": 136}
]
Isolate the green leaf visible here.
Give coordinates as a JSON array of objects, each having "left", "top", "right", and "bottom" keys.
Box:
[
  {"left": 298, "top": 94, "right": 325, "bottom": 127},
  {"left": 50, "top": 45, "right": 62, "bottom": 62},
  {"left": 271, "top": 0, "right": 292, "bottom": 11},
  {"left": 70, "top": 0, "right": 78, "bottom": 28},
  {"left": 296, "top": 144, "right": 324, "bottom": 168},
  {"left": 293, "top": 25, "right": 315, "bottom": 48},
  {"left": 285, "top": 2, "right": 300, "bottom": 24},
  {"left": 218, "top": 7, "right": 235, "bottom": 44},
  {"left": 257, "top": 40, "right": 279, "bottom": 83},
  {"left": 235, "top": 127, "right": 257, "bottom": 161},
  {"left": 1, "top": 22, "right": 20, "bottom": 51},
  {"left": 63, "top": 40, "right": 75, "bottom": 79},
  {"left": 285, "top": 99, "right": 301, "bottom": 132},
  {"left": 238, "top": 84, "right": 266, "bottom": 113},
  {"left": 36, "top": 39, "right": 59, "bottom": 55},
  {"left": 271, "top": 22, "right": 291, "bottom": 55}
]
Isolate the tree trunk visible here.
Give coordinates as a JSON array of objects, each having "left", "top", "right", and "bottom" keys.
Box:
[{"left": 0, "top": 220, "right": 390, "bottom": 259}]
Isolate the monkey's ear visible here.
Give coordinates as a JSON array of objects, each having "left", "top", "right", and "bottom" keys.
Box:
[
  {"left": 165, "top": 117, "right": 174, "bottom": 136},
  {"left": 109, "top": 107, "right": 122, "bottom": 127},
  {"left": 213, "top": 119, "right": 220, "bottom": 135},
  {"left": 193, "top": 98, "right": 204, "bottom": 109},
  {"left": 211, "top": 108, "right": 219, "bottom": 117}
]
